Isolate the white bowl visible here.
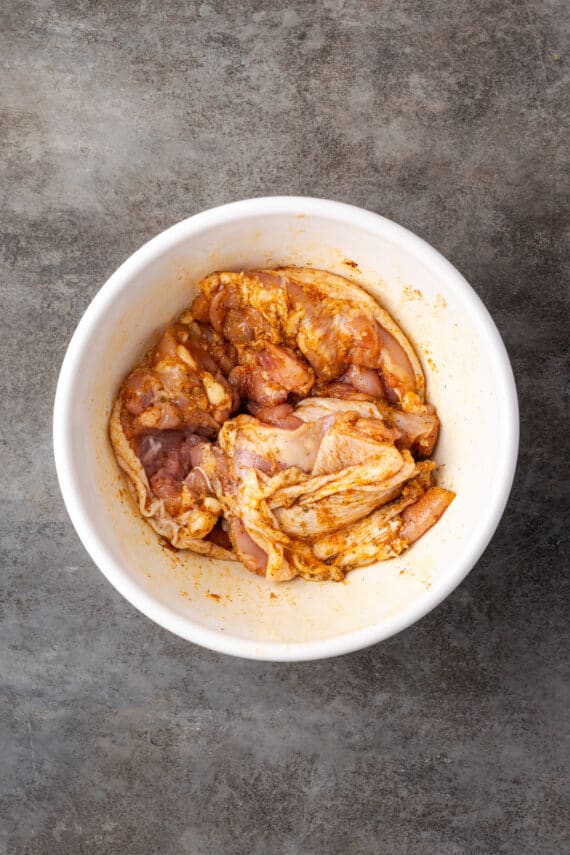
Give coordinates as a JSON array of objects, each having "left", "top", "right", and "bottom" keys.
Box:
[{"left": 53, "top": 197, "right": 518, "bottom": 661}]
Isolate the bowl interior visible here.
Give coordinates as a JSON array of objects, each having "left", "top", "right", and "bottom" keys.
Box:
[{"left": 56, "top": 201, "right": 516, "bottom": 658}]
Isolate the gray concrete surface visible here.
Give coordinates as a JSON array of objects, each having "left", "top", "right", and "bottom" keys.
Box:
[{"left": 1, "top": 1, "right": 568, "bottom": 853}]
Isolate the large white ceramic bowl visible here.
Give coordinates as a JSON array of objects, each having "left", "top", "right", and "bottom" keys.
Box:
[{"left": 53, "top": 197, "right": 518, "bottom": 660}]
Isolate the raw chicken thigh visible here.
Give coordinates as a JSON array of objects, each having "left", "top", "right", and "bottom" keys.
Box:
[{"left": 110, "top": 267, "right": 454, "bottom": 579}]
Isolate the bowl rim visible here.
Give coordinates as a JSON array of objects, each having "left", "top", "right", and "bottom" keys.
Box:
[{"left": 53, "top": 196, "right": 519, "bottom": 661}]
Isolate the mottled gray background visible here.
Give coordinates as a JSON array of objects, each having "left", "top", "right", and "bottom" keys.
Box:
[{"left": 1, "top": 1, "right": 568, "bottom": 853}]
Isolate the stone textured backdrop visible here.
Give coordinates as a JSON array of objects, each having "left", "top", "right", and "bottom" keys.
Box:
[{"left": 1, "top": 1, "right": 568, "bottom": 853}]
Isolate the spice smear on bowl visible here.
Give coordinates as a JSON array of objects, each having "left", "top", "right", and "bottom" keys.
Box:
[{"left": 109, "top": 268, "right": 454, "bottom": 581}]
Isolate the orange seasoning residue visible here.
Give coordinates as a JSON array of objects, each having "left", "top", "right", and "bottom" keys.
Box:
[
  {"left": 269, "top": 592, "right": 278, "bottom": 600},
  {"left": 422, "top": 346, "right": 437, "bottom": 373},
  {"left": 160, "top": 537, "right": 179, "bottom": 553},
  {"left": 206, "top": 591, "right": 221, "bottom": 602},
  {"left": 403, "top": 285, "right": 423, "bottom": 301},
  {"left": 343, "top": 259, "right": 360, "bottom": 270}
]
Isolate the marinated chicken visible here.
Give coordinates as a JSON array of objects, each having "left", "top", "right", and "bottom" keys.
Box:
[{"left": 110, "top": 267, "right": 454, "bottom": 579}]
